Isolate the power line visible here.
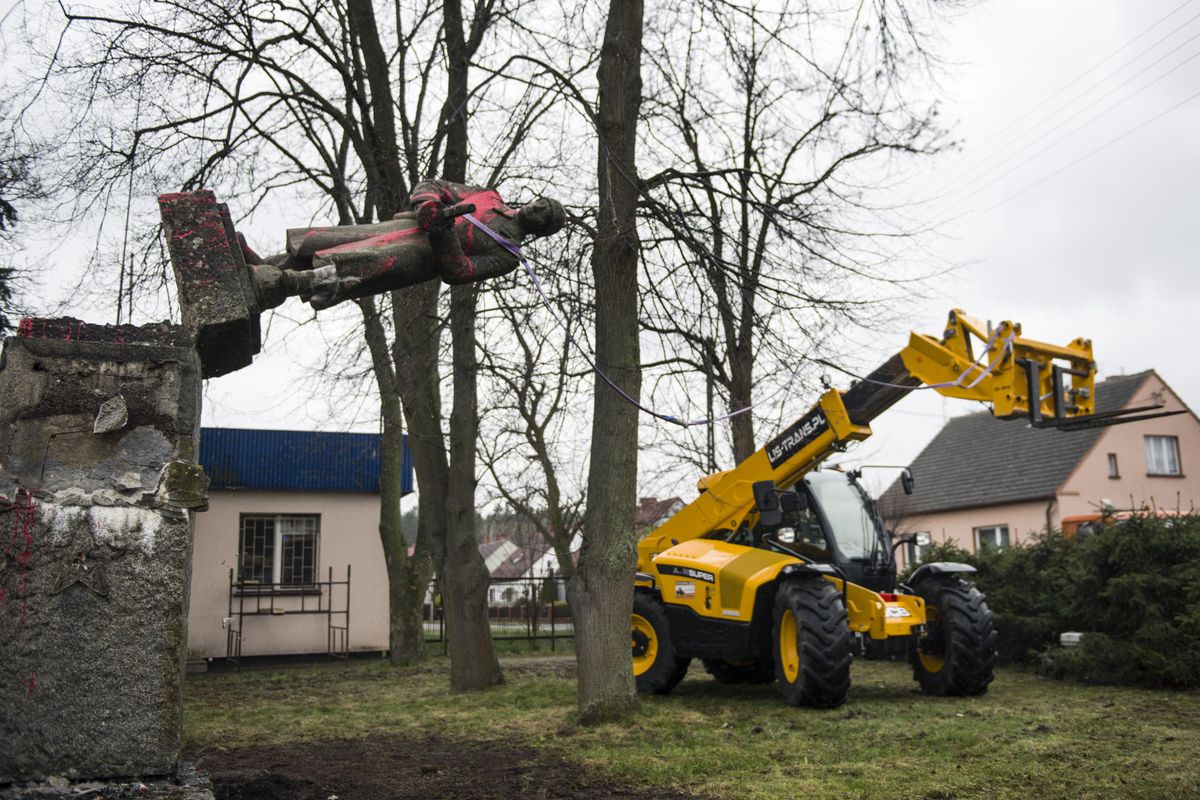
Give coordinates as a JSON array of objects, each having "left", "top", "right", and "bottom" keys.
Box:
[
  {"left": 973, "top": 0, "right": 1195, "bottom": 149},
  {"left": 0, "top": 2, "right": 24, "bottom": 29},
  {"left": 973, "top": 86, "right": 1200, "bottom": 217},
  {"left": 916, "top": 3, "right": 1200, "bottom": 201},
  {"left": 930, "top": 41, "right": 1200, "bottom": 216}
]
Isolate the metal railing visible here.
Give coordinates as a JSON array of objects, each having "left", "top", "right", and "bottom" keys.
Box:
[
  {"left": 423, "top": 575, "right": 574, "bottom": 652},
  {"left": 226, "top": 565, "right": 351, "bottom": 661}
]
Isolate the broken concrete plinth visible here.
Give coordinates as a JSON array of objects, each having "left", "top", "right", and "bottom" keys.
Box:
[
  {"left": 0, "top": 317, "right": 208, "bottom": 783},
  {"left": 158, "top": 190, "right": 262, "bottom": 379}
]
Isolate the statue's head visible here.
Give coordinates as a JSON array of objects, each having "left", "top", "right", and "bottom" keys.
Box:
[{"left": 517, "top": 197, "right": 567, "bottom": 237}]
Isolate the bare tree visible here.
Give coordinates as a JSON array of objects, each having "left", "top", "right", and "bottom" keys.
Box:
[
  {"left": 477, "top": 250, "right": 591, "bottom": 585},
  {"left": 480, "top": 0, "right": 957, "bottom": 720},
  {"left": 637, "top": 1, "right": 951, "bottom": 466},
  {"left": 34, "top": 0, "right": 565, "bottom": 677},
  {"left": 436, "top": 0, "right": 503, "bottom": 690},
  {"left": 568, "top": 0, "right": 646, "bottom": 724}
]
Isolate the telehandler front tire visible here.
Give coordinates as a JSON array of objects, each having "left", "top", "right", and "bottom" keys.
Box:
[
  {"left": 632, "top": 592, "right": 690, "bottom": 695},
  {"left": 772, "top": 577, "right": 852, "bottom": 708},
  {"left": 910, "top": 577, "right": 998, "bottom": 696},
  {"left": 702, "top": 658, "right": 775, "bottom": 685}
]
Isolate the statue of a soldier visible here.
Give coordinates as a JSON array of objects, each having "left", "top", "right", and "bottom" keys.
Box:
[
  {"left": 158, "top": 178, "right": 564, "bottom": 377},
  {"left": 245, "top": 178, "right": 566, "bottom": 310}
]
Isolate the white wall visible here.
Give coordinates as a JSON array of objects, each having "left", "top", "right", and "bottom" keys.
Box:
[{"left": 187, "top": 489, "right": 389, "bottom": 659}]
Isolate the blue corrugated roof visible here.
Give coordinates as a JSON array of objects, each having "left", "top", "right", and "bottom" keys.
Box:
[{"left": 199, "top": 427, "right": 413, "bottom": 494}]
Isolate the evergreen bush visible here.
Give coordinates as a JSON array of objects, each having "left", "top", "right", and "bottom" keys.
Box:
[
  {"left": 1049, "top": 514, "right": 1200, "bottom": 688},
  {"left": 900, "top": 515, "right": 1200, "bottom": 687},
  {"left": 901, "top": 534, "right": 1071, "bottom": 664}
]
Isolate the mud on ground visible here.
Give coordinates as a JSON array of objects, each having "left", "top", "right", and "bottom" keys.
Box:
[{"left": 194, "top": 734, "right": 695, "bottom": 800}]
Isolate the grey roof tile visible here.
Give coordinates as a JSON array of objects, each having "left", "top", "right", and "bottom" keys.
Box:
[{"left": 878, "top": 371, "right": 1150, "bottom": 516}]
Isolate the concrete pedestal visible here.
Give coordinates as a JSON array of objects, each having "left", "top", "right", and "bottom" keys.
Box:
[{"left": 0, "top": 318, "right": 207, "bottom": 782}]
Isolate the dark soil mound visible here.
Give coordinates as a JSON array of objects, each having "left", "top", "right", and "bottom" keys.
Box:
[{"left": 197, "top": 734, "right": 696, "bottom": 800}]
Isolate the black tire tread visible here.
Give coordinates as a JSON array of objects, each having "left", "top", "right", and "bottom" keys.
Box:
[
  {"left": 910, "top": 578, "right": 999, "bottom": 696},
  {"left": 633, "top": 591, "right": 691, "bottom": 695},
  {"left": 772, "top": 578, "right": 852, "bottom": 708}
]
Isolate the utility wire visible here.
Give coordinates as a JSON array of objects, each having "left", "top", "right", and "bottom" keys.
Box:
[
  {"left": 973, "top": 86, "right": 1200, "bottom": 217},
  {"left": 929, "top": 41, "right": 1200, "bottom": 217},
  {"left": 0, "top": 1, "right": 24, "bottom": 29},
  {"left": 916, "top": 2, "right": 1200, "bottom": 201},
  {"left": 975, "top": 0, "right": 1195, "bottom": 148}
]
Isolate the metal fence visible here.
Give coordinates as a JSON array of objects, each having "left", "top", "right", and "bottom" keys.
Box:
[{"left": 423, "top": 575, "right": 574, "bottom": 652}]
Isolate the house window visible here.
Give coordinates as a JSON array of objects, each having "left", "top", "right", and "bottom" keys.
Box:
[
  {"left": 239, "top": 514, "right": 320, "bottom": 586},
  {"left": 905, "top": 532, "right": 933, "bottom": 566},
  {"left": 1144, "top": 435, "right": 1181, "bottom": 476},
  {"left": 974, "top": 524, "right": 1009, "bottom": 551},
  {"left": 1107, "top": 453, "right": 1119, "bottom": 479}
]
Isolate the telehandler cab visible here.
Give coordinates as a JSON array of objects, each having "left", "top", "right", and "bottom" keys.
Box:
[{"left": 630, "top": 309, "right": 1183, "bottom": 707}]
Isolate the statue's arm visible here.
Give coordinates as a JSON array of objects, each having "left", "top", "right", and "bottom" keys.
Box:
[
  {"left": 411, "top": 197, "right": 478, "bottom": 284},
  {"left": 408, "top": 179, "right": 496, "bottom": 283}
]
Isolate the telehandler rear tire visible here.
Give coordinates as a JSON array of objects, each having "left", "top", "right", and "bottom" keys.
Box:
[
  {"left": 632, "top": 592, "right": 690, "bottom": 695},
  {"left": 702, "top": 658, "right": 775, "bottom": 685},
  {"left": 772, "top": 577, "right": 852, "bottom": 708},
  {"left": 910, "top": 577, "right": 998, "bottom": 696}
]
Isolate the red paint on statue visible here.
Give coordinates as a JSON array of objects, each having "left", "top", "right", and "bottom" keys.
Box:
[
  {"left": 463, "top": 189, "right": 508, "bottom": 215},
  {"left": 315, "top": 226, "right": 422, "bottom": 257}
]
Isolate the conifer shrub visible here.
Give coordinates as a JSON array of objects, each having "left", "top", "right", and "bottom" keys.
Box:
[
  {"left": 900, "top": 515, "right": 1200, "bottom": 687},
  {"left": 1044, "top": 514, "right": 1200, "bottom": 688},
  {"left": 901, "top": 535, "right": 1070, "bottom": 664}
]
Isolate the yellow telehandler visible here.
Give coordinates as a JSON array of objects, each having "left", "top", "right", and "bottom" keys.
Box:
[{"left": 631, "top": 309, "right": 1181, "bottom": 707}]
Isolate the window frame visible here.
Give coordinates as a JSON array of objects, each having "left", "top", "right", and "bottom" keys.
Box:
[
  {"left": 1144, "top": 435, "right": 1182, "bottom": 477},
  {"left": 973, "top": 524, "right": 1010, "bottom": 552},
  {"left": 237, "top": 513, "right": 321, "bottom": 592},
  {"left": 1107, "top": 452, "right": 1120, "bottom": 479}
]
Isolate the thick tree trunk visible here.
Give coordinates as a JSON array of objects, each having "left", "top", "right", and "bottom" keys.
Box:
[
  {"left": 378, "top": 395, "right": 431, "bottom": 665},
  {"left": 359, "top": 297, "right": 434, "bottom": 665},
  {"left": 444, "top": 283, "right": 503, "bottom": 689},
  {"left": 569, "top": 0, "right": 645, "bottom": 725},
  {"left": 437, "top": 0, "right": 503, "bottom": 690},
  {"left": 390, "top": 281, "right": 450, "bottom": 638},
  {"left": 345, "top": 0, "right": 406, "bottom": 215},
  {"left": 728, "top": 345, "right": 756, "bottom": 462}
]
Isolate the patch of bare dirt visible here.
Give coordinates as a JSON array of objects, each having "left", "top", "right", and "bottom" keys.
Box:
[{"left": 194, "top": 734, "right": 696, "bottom": 800}]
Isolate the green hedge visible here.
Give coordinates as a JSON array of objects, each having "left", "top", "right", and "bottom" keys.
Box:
[{"left": 903, "top": 514, "right": 1200, "bottom": 688}]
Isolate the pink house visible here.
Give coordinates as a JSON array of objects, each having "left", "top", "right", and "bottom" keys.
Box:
[{"left": 881, "top": 370, "right": 1198, "bottom": 568}]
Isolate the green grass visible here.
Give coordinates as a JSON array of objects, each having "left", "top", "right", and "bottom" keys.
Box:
[{"left": 185, "top": 657, "right": 1200, "bottom": 799}]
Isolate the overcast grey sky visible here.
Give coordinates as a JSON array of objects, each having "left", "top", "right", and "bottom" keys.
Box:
[{"left": 833, "top": 0, "right": 1200, "bottom": 491}]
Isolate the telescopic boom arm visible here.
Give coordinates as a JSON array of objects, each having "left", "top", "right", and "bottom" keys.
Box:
[{"left": 636, "top": 308, "right": 1180, "bottom": 571}]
